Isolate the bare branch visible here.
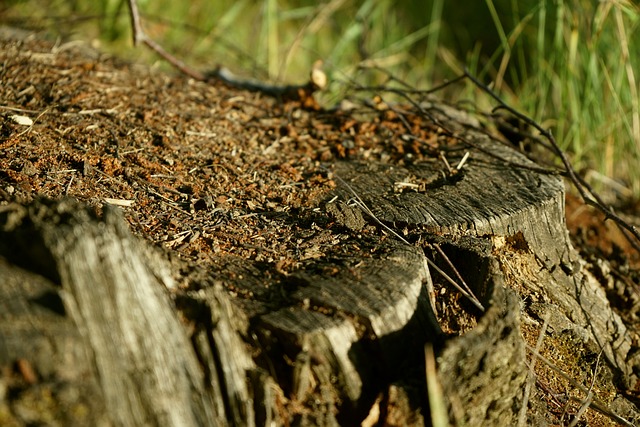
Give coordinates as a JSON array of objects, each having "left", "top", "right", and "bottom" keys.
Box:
[
  {"left": 327, "top": 168, "right": 485, "bottom": 312},
  {"left": 463, "top": 69, "right": 640, "bottom": 256},
  {"left": 125, "top": 0, "right": 205, "bottom": 80},
  {"left": 126, "top": 0, "right": 143, "bottom": 46}
]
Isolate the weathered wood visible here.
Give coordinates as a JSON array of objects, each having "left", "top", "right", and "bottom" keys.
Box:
[
  {"left": 255, "top": 240, "right": 441, "bottom": 421},
  {"left": 2, "top": 142, "right": 638, "bottom": 426},
  {"left": 0, "top": 199, "right": 263, "bottom": 426},
  {"left": 331, "top": 138, "right": 567, "bottom": 265},
  {"left": 0, "top": 258, "right": 109, "bottom": 426},
  {"left": 436, "top": 260, "right": 527, "bottom": 426},
  {"left": 1, "top": 29, "right": 639, "bottom": 426},
  {"left": 2, "top": 147, "right": 638, "bottom": 425},
  {"left": 323, "top": 118, "right": 638, "bottom": 424}
]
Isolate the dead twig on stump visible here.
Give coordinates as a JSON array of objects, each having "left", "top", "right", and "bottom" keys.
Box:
[{"left": 463, "top": 70, "right": 640, "bottom": 256}]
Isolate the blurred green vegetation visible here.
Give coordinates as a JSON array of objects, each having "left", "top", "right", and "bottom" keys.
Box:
[{"left": 2, "top": 0, "right": 639, "bottom": 198}]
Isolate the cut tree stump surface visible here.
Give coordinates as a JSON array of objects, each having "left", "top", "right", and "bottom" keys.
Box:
[
  {"left": 332, "top": 140, "right": 567, "bottom": 261},
  {"left": 1, "top": 28, "right": 639, "bottom": 426}
]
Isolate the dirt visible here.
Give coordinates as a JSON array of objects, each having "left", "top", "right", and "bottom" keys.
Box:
[
  {"left": 0, "top": 28, "right": 449, "bottom": 271},
  {"left": 2, "top": 28, "right": 640, "bottom": 424}
]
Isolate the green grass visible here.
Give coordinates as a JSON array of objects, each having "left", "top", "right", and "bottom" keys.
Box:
[
  {"left": 2, "top": 0, "right": 639, "bottom": 198},
  {"left": 500, "top": 0, "right": 640, "bottom": 198}
]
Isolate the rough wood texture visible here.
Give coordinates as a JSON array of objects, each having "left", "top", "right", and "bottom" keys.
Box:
[
  {"left": 321, "top": 105, "right": 639, "bottom": 424},
  {"left": 0, "top": 258, "right": 109, "bottom": 426},
  {"left": 2, "top": 134, "right": 639, "bottom": 426},
  {"left": 1, "top": 71, "right": 639, "bottom": 425},
  {"left": 0, "top": 199, "right": 262, "bottom": 426},
  {"left": 255, "top": 241, "right": 441, "bottom": 420},
  {"left": 2, "top": 141, "right": 639, "bottom": 425},
  {"left": 437, "top": 263, "right": 526, "bottom": 426},
  {"left": 331, "top": 138, "right": 567, "bottom": 265}
]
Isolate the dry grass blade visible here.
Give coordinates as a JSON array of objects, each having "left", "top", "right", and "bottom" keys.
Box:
[
  {"left": 280, "top": 0, "right": 347, "bottom": 80},
  {"left": 568, "top": 392, "right": 594, "bottom": 427},
  {"left": 568, "top": 349, "right": 603, "bottom": 427},
  {"left": 425, "top": 343, "right": 448, "bottom": 427}
]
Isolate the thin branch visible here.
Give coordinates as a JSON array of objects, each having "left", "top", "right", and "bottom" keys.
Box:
[
  {"left": 354, "top": 65, "right": 468, "bottom": 95},
  {"left": 352, "top": 83, "right": 561, "bottom": 176},
  {"left": 433, "top": 243, "right": 477, "bottom": 304},
  {"left": 126, "top": 0, "right": 143, "bottom": 46},
  {"left": 126, "top": 0, "right": 205, "bottom": 80},
  {"left": 126, "top": 0, "right": 325, "bottom": 101},
  {"left": 463, "top": 69, "right": 640, "bottom": 255},
  {"left": 327, "top": 168, "right": 484, "bottom": 311}
]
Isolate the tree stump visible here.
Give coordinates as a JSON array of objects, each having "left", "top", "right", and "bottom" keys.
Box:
[
  {"left": 0, "top": 200, "right": 267, "bottom": 426},
  {"left": 0, "top": 30, "right": 639, "bottom": 426}
]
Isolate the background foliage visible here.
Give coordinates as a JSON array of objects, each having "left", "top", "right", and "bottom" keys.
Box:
[{"left": 3, "top": 0, "right": 639, "bottom": 198}]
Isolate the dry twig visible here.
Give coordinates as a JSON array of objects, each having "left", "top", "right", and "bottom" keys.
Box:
[
  {"left": 126, "top": 0, "right": 205, "bottom": 80},
  {"left": 125, "top": 0, "right": 326, "bottom": 103},
  {"left": 463, "top": 70, "right": 640, "bottom": 256},
  {"left": 327, "top": 168, "right": 485, "bottom": 312},
  {"left": 350, "top": 68, "right": 639, "bottom": 259}
]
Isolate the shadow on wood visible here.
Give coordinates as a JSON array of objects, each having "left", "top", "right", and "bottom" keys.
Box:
[{"left": 1, "top": 29, "right": 639, "bottom": 426}]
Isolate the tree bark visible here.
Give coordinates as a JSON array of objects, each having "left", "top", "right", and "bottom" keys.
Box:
[{"left": 0, "top": 200, "right": 265, "bottom": 426}]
